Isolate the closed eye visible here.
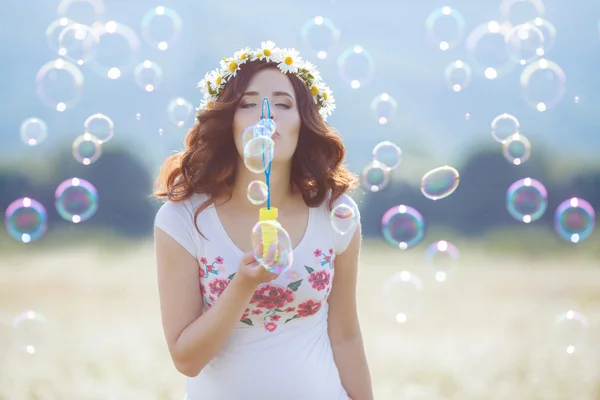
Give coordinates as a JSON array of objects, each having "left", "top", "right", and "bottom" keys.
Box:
[
  {"left": 239, "top": 102, "right": 257, "bottom": 109},
  {"left": 276, "top": 103, "right": 291, "bottom": 109}
]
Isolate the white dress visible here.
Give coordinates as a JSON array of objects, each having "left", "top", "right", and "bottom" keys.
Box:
[{"left": 154, "top": 193, "right": 358, "bottom": 400}]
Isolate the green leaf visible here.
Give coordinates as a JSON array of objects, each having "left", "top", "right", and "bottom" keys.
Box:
[
  {"left": 304, "top": 266, "right": 314, "bottom": 274},
  {"left": 287, "top": 279, "right": 303, "bottom": 291},
  {"left": 228, "top": 273, "right": 236, "bottom": 280},
  {"left": 274, "top": 308, "right": 284, "bottom": 312},
  {"left": 285, "top": 314, "right": 301, "bottom": 323},
  {"left": 240, "top": 318, "right": 253, "bottom": 326}
]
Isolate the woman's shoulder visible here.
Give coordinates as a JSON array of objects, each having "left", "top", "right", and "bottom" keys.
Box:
[
  {"left": 314, "top": 189, "right": 360, "bottom": 215},
  {"left": 310, "top": 189, "right": 361, "bottom": 254},
  {"left": 154, "top": 193, "right": 212, "bottom": 229}
]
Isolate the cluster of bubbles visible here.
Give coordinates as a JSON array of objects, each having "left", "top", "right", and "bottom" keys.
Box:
[
  {"left": 423, "top": 4, "right": 565, "bottom": 111},
  {"left": 243, "top": 115, "right": 362, "bottom": 275},
  {"left": 356, "top": 2, "right": 596, "bottom": 357},
  {"left": 4, "top": 178, "right": 99, "bottom": 244},
  {"left": 32, "top": 2, "right": 194, "bottom": 142},
  {"left": 6, "top": 0, "right": 597, "bottom": 360},
  {"left": 241, "top": 117, "right": 293, "bottom": 274}
]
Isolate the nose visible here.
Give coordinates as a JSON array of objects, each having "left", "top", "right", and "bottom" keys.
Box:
[{"left": 259, "top": 114, "right": 274, "bottom": 120}]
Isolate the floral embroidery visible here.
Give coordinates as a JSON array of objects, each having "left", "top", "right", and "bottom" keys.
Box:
[
  {"left": 308, "top": 269, "right": 331, "bottom": 291},
  {"left": 297, "top": 300, "right": 322, "bottom": 317},
  {"left": 209, "top": 279, "right": 229, "bottom": 297},
  {"left": 199, "top": 250, "right": 334, "bottom": 333},
  {"left": 199, "top": 256, "right": 228, "bottom": 278},
  {"left": 250, "top": 284, "right": 295, "bottom": 309},
  {"left": 313, "top": 248, "right": 334, "bottom": 269},
  {"left": 264, "top": 321, "right": 277, "bottom": 332}
]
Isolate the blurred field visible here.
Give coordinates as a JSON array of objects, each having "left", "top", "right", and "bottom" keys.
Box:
[{"left": 0, "top": 239, "right": 599, "bottom": 400}]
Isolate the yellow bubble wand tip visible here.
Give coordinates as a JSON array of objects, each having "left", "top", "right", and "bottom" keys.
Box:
[{"left": 259, "top": 207, "right": 279, "bottom": 259}]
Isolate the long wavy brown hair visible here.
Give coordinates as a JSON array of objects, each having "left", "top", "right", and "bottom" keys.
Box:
[{"left": 153, "top": 60, "right": 357, "bottom": 232}]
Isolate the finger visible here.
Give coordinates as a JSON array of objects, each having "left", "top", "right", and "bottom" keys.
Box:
[
  {"left": 241, "top": 250, "right": 258, "bottom": 264},
  {"left": 264, "top": 242, "right": 277, "bottom": 264}
]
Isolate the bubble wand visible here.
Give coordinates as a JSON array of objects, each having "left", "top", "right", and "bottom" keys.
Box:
[{"left": 258, "top": 98, "right": 278, "bottom": 263}]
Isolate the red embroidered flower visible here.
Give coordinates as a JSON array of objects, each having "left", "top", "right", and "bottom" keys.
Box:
[
  {"left": 199, "top": 268, "right": 206, "bottom": 278},
  {"left": 241, "top": 308, "right": 250, "bottom": 320},
  {"left": 314, "top": 249, "right": 322, "bottom": 257},
  {"left": 284, "top": 307, "right": 295, "bottom": 312},
  {"left": 215, "top": 256, "right": 224, "bottom": 264},
  {"left": 200, "top": 283, "right": 206, "bottom": 296},
  {"left": 251, "top": 309, "right": 263, "bottom": 315},
  {"left": 250, "top": 284, "right": 294, "bottom": 309},
  {"left": 297, "top": 300, "right": 322, "bottom": 317},
  {"left": 324, "top": 255, "right": 331, "bottom": 263},
  {"left": 309, "top": 270, "right": 331, "bottom": 291},
  {"left": 200, "top": 257, "right": 208, "bottom": 265},
  {"left": 209, "top": 278, "right": 229, "bottom": 296},
  {"left": 269, "top": 315, "right": 281, "bottom": 321},
  {"left": 264, "top": 322, "right": 277, "bottom": 332},
  {"left": 328, "top": 248, "right": 334, "bottom": 255}
]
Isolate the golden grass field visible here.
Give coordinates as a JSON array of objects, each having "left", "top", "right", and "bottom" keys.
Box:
[{"left": 0, "top": 239, "right": 599, "bottom": 400}]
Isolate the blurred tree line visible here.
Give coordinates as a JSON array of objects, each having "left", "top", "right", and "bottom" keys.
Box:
[{"left": 0, "top": 145, "right": 598, "bottom": 243}]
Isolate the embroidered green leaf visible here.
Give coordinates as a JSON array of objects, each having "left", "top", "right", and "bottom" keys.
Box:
[
  {"left": 228, "top": 273, "right": 236, "bottom": 280},
  {"left": 265, "top": 309, "right": 275, "bottom": 315},
  {"left": 287, "top": 279, "right": 303, "bottom": 291},
  {"left": 285, "top": 314, "right": 301, "bottom": 323},
  {"left": 274, "top": 308, "right": 284, "bottom": 312},
  {"left": 240, "top": 318, "right": 253, "bottom": 326},
  {"left": 304, "top": 266, "right": 314, "bottom": 274}
]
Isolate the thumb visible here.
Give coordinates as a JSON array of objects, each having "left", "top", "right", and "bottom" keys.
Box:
[
  {"left": 241, "top": 250, "right": 258, "bottom": 265},
  {"left": 261, "top": 242, "right": 277, "bottom": 267}
]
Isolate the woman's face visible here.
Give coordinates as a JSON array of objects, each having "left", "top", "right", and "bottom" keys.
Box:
[{"left": 232, "top": 68, "right": 301, "bottom": 164}]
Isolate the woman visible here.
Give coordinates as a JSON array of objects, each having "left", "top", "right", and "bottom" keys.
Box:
[{"left": 153, "top": 41, "right": 373, "bottom": 400}]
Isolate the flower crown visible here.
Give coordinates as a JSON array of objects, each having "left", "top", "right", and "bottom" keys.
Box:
[{"left": 196, "top": 41, "right": 335, "bottom": 120}]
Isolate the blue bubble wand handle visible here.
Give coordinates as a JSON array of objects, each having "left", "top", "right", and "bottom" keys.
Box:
[{"left": 258, "top": 98, "right": 278, "bottom": 260}]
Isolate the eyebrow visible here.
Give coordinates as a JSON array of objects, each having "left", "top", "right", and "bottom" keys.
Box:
[{"left": 243, "top": 91, "right": 295, "bottom": 100}]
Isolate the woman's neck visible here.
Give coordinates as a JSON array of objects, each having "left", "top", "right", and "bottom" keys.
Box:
[{"left": 224, "top": 159, "right": 296, "bottom": 211}]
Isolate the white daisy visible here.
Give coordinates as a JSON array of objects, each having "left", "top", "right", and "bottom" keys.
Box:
[
  {"left": 319, "top": 85, "right": 334, "bottom": 105},
  {"left": 308, "top": 82, "right": 320, "bottom": 102},
  {"left": 300, "top": 60, "right": 321, "bottom": 81},
  {"left": 196, "top": 42, "right": 336, "bottom": 120},
  {"left": 205, "top": 69, "right": 225, "bottom": 94},
  {"left": 220, "top": 57, "right": 241, "bottom": 79},
  {"left": 233, "top": 47, "right": 253, "bottom": 65},
  {"left": 197, "top": 76, "right": 209, "bottom": 93},
  {"left": 254, "top": 40, "right": 279, "bottom": 62},
  {"left": 199, "top": 95, "right": 217, "bottom": 110},
  {"left": 277, "top": 48, "right": 302, "bottom": 74}
]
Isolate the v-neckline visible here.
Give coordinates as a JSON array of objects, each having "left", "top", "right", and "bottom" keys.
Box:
[{"left": 210, "top": 202, "right": 314, "bottom": 256}]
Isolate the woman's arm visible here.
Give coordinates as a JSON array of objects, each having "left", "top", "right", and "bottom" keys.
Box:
[
  {"left": 155, "top": 227, "right": 257, "bottom": 377},
  {"left": 327, "top": 224, "right": 374, "bottom": 400}
]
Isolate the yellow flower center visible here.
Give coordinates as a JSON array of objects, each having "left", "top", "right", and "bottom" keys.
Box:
[
  {"left": 322, "top": 92, "right": 328, "bottom": 100},
  {"left": 257, "top": 52, "right": 263, "bottom": 58},
  {"left": 284, "top": 56, "right": 293, "bottom": 65},
  {"left": 240, "top": 53, "right": 248, "bottom": 60},
  {"left": 310, "top": 86, "right": 319, "bottom": 96},
  {"left": 228, "top": 61, "right": 238, "bottom": 72},
  {"left": 215, "top": 76, "right": 222, "bottom": 85},
  {"left": 207, "top": 101, "right": 214, "bottom": 109},
  {"left": 264, "top": 49, "right": 272, "bottom": 56}
]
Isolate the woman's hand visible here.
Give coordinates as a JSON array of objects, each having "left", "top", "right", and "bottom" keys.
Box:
[{"left": 235, "top": 244, "right": 281, "bottom": 288}]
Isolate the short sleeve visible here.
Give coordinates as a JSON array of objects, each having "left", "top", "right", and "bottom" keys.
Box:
[
  {"left": 154, "top": 200, "right": 201, "bottom": 258},
  {"left": 332, "top": 193, "right": 361, "bottom": 254}
]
